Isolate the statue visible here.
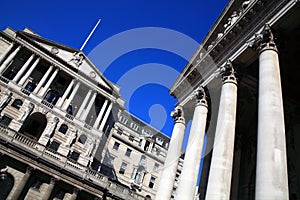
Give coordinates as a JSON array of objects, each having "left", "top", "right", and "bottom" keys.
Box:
[
  {"left": 0, "top": 91, "right": 12, "bottom": 110},
  {"left": 19, "top": 103, "right": 34, "bottom": 122},
  {"left": 67, "top": 128, "right": 78, "bottom": 146},
  {"left": 69, "top": 52, "right": 84, "bottom": 67},
  {"left": 86, "top": 139, "right": 96, "bottom": 157},
  {"left": 45, "top": 117, "right": 59, "bottom": 137}
]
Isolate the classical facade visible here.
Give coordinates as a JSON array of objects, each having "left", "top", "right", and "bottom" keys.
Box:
[
  {"left": 158, "top": 0, "right": 300, "bottom": 199},
  {"left": 0, "top": 27, "right": 177, "bottom": 200}
]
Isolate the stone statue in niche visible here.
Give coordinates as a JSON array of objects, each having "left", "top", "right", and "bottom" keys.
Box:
[
  {"left": 45, "top": 117, "right": 59, "bottom": 137},
  {"left": 86, "top": 139, "right": 96, "bottom": 157},
  {"left": 0, "top": 91, "right": 12, "bottom": 111},
  {"left": 67, "top": 128, "right": 78, "bottom": 147},
  {"left": 70, "top": 52, "right": 84, "bottom": 67},
  {"left": 19, "top": 103, "right": 34, "bottom": 122}
]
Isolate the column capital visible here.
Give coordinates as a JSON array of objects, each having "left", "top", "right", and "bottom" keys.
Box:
[
  {"left": 171, "top": 106, "right": 185, "bottom": 124},
  {"left": 193, "top": 87, "right": 208, "bottom": 107},
  {"left": 26, "top": 166, "right": 34, "bottom": 174},
  {"left": 220, "top": 60, "right": 237, "bottom": 85},
  {"left": 50, "top": 177, "right": 57, "bottom": 184},
  {"left": 248, "top": 24, "right": 277, "bottom": 53}
]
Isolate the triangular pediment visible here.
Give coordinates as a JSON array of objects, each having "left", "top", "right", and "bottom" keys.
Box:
[{"left": 19, "top": 31, "right": 115, "bottom": 93}]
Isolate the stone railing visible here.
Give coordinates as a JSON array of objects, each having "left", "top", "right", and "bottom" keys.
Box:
[{"left": 0, "top": 125, "right": 145, "bottom": 200}]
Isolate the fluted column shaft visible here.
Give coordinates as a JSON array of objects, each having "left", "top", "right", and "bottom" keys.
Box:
[
  {"left": 76, "top": 89, "right": 92, "bottom": 118},
  {"left": 93, "top": 99, "right": 108, "bottom": 129},
  {"left": 0, "top": 45, "right": 21, "bottom": 74},
  {"left": 176, "top": 89, "right": 208, "bottom": 199},
  {"left": 62, "top": 81, "right": 81, "bottom": 111},
  {"left": 155, "top": 106, "right": 185, "bottom": 200},
  {"left": 10, "top": 167, "right": 33, "bottom": 200},
  {"left": 39, "top": 68, "right": 59, "bottom": 97},
  {"left": 56, "top": 79, "right": 74, "bottom": 108},
  {"left": 81, "top": 92, "right": 97, "bottom": 121},
  {"left": 18, "top": 57, "right": 40, "bottom": 86},
  {"left": 206, "top": 61, "right": 237, "bottom": 199},
  {"left": 34, "top": 65, "right": 53, "bottom": 94},
  {"left": 254, "top": 25, "right": 289, "bottom": 200},
  {"left": 99, "top": 101, "right": 113, "bottom": 131},
  {"left": 13, "top": 54, "right": 35, "bottom": 82}
]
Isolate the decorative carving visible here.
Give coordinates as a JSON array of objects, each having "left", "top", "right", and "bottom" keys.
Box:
[
  {"left": 170, "top": 106, "right": 185, "bottom": 124},
  {"left": 248, "top": 24, "right": 277, "bottom": 53},
  {"left": 69, "top": 52, "right": 84, "bottom": 67},
  {"left": 193, "top": 87, "right": 208, "bottom": 107},
  {"left": 45, "top": 117, "right": 59, "bottom": 137},
  {"left": 19, "top": 103, "right": 34, "bottom": 122},
  {"left": 0, "top": 91, "right": 12, "bottom": 111},
  {"left": 220, "top": 60, "right": 237, "bottom": 84},
  {"left": 67, "top": 128, "right": 78, "bottom": 147},
  {"left": 85, "top": 139, "right": 96, "bottom": 157}
]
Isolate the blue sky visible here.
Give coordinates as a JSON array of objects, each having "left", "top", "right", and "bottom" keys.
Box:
[{"left": 0, "top": 0, "right": 229, "bottom": 142}]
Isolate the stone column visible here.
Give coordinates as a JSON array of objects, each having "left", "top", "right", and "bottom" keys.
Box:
[
  {"left": 93, "top": 99, "right": 108, "bottom": 129},
  {"left": 0, "top": 45, "right": 21, "bottom": 74},
  {"left": 80, "top": 91, "right": 97, "bottom": 121},
  {"left": 56, "top": 79, "right": 75, "bottom": 108},
  {"left": 39, "top": 68, "right": 59, "bottom": 97},
  {"left": 13, "top": 53, "right": 35, "bottom": 83},
  {"left": 62, "top": 81, "right": 81, "bottom": 111},
  {"left": 250, "top": 24, "right": 289, "bottom": 200},
  {"left": 18, "top": 57, "right": 40, "bottom": 86},
  {"left": 99, "top": 101, "right": 113, "bottom": 131},
  {"left": 76, "top": 89, "right": 92, "bottom": 118},
  {"left": 69, "top": 188, "right": 79, "bottom": 200},
  {"left": 33, "top": 65, "right": 53, "bottom": 94},
  {"left": 205, "top": 60, "right": 238, "bottom": 199},
  {"left": 176, "top": 88, "right": 208, "bottom": 199},
  {"left": 42, "top": 177, "right": 56, "bottom": 200},
  {"left": 0, "top": 43, "right": 14, "bottom": 64},
  {"left": 155, "top": 106, "right": 185, "bottom": 200},
  {"left": 10, "top": 167, "right": 33, "bottom": 200}
]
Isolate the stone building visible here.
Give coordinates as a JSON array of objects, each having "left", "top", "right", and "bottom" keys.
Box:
[
  {"left": 158, "top": 0, "right": 300, "bottom": 199},
  {"left": 0, "top": 27, "right": 178, "bottom": 200}
]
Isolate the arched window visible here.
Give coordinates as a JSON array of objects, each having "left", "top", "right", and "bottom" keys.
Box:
[
  {"left": 44, "top": 90, "right": 59, "bottom": 105},
  {"left": 58, "top": 124, "right": 68, "bottom": 134},
  {"left": 78, "top": 134, "right": 87, "bottom": 144},
  {"left": 19, "top": 112, "right": 47, "bottom": 139},
  {"left": 0, "top": 172, "right": 14, "bottom": 200},
  {"left": 11, "top": 99, "right": 23, "bottom": 109}
]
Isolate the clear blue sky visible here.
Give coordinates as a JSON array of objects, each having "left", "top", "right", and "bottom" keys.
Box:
[{"left": 0, "top": 0, "right": 229, "bottom": 140}]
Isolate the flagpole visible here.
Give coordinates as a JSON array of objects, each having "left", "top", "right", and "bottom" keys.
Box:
[{"left": 80, "top": 19, "right": 101, "bottom": 51}]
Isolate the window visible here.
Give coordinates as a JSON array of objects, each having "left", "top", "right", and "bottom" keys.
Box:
[
  {"left": 117, "top": 128, "right": 123, "bottom": 135},
  {"left": 11, "top": 99, "right": 23, "bottom": 109},
  {"left": 108, "top": 155, "right": 114, "bottom": 166},
  {"left": 66, "top": 105, "right": 73, "bottom": 115},
  {"left": 113, "top": 142, "right": 120, "bottom": 151},
  {"left": 58, "top": 124, "right": 68, "bottom": 134},
  {"left": 119, "top": 162, "right": 127, "bottom": 175},
  {"left": 24, "top": 82, "right": 36, "bottom": 92},
  {"left": 78, "top": 134, "right": 87, "bottom": 144},
  {"left": 149, "top": 176, "right": 156, "bottom": 188},
  {"left": 0, "top": 116, "right": 12, "bottom": 127},
  {"left": 68, "top": 151, "right": 80, "bottom": 162},
  {"left": 171, "top": 188, "right": 176, "bottom": 199},
  {"left": 175, "top": 174, "right": 180, "bottom": 182},
  {"left": 44, "top": 90, "right": 59, "bottom": 105},
  {"left": 125, "top": 148, "right": 132, "bottom": 157},
  {"left": 140, "top": 155, "right": 146, "bottom": 164},
  {"left": 153, "top": 163, "right": 159, "bottom": 171},
  {"left": 48, "top": 141, "right": 60, "bottom": 151}
]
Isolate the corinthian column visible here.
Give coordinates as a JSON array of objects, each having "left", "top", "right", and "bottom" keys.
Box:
[
  {"left": 250, "top": 24, "right": 289, "bottom": 200},
  {"left": 206, "top": 60, "right": 238, "bottom": 199},
  {"left": 0, "top": 43, "right": 14, "bottom": 64},
  {"left": 13, "top": 53, "right": 35, "bottom": 83},
  {"left": 155, "top": 106, "right": 185, "bottom": 200},
  {"left": 176, "top": 88, "right": 208, "bottom": 199},
  {"left": 0, "top": 45, "right": 21, "bottom": 74},
  {"left": 42, "top": 178, "right": 56, "bottom": 200}
]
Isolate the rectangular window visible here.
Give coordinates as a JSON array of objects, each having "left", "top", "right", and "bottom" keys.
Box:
[
  {"left": 149, "top": 176, "right": 156, "bottom": 188},
  {"left": 119, "top": 162, "right": 127, "bottom": 175},
  {"left": 113, "top": 141, "right": 120, "bottom": 151},
  {"left": 108, "top": 155, "right": 115, "bottom": 166},
  {"left": 0, "top": 115, "right": 12, "bottom": 127},
  {"left": 129, "top": 135, "right": 134, "bottom": 141},
  {"left": 48, "top": 141, "right": 60, "bottom": 151},
  {"left": 68, "top": 151, "right": 80, "bottom": 162},
  {"left": 117, "top": 128, "right": 123, "bottom": 135},
  {"left": 153, "top": 163, "right": 159, "bottom": 171},
  {"left": 125, "top": 148, "right": 132, "bottom": 157}
]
